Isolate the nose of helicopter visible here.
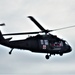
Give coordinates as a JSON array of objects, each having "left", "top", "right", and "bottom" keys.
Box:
[{"left": 67, "top": 45, "right": 72, "bottom": 52}]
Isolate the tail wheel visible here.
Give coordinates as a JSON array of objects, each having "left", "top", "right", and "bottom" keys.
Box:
[{"left": 9, "top": 48, "right": 13, "bottom": 55}]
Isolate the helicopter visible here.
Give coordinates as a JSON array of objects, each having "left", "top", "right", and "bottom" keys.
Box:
[{"left": 0, "top": 16, "right": 74, "bottom": 59}]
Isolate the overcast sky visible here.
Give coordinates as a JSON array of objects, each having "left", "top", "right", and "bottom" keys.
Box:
[{"left": 0, "top": 0, "right": 75, "bottom": 75}]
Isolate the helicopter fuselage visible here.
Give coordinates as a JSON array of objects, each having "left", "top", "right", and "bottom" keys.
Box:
[{"left": 1, "top": 33, "right": 72, "bottom": 56}]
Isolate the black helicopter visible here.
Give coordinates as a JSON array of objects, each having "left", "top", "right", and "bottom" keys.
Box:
[{"left": 0, "top": 16, "right": 73, "bottom": 59}]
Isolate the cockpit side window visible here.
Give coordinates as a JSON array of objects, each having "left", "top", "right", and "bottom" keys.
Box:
[
  {"left": 50, "top": 41, "right": 63, "bottom": 47},
  {"left": 59, "top": 41, "right": 63, "bottom": 46}
]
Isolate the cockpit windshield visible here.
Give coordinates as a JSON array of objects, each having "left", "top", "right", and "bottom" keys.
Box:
[{"left": 65, "top": 41, "right": 69, "bottom": 45}]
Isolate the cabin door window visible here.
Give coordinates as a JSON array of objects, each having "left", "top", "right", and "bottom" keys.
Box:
[
  {"left": 44, "top": 40, "right": 48, "bottom": 45},
  {"left": 40, "top": 40, "right": 44, "bottom": 45},
  {"left": 40, "top": 40, "right": 48, "bottom": 45},
  {"left": 40, "top": 40, "right": 48, "bottom": 49}
]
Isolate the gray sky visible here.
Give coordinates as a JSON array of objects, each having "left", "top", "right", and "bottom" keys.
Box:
[{"left": 0, "top": 0, "right": 75, "bottom": 75}]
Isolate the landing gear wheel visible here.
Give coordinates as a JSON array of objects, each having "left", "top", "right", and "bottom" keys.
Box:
[{"left": 45, "top": 55, "right": 49, "bottom": 59}]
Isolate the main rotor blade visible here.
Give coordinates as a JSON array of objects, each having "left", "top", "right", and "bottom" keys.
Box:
[
  {"left": 49, "top": 25, "right": 75, "bottom": 32},
  {"left": 3, "top": 31, "right": 42, "bottom": 36},
  {"left": 0, "top": 23, "right": 5, "bottom": 26},
  {"left": 3, "top": 25, "right": 75, "bottom": 36},
  {"left": 28, "top": 16, "right": 46, "bottom": 31}
]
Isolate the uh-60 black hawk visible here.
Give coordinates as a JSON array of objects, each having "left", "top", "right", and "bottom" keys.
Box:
[{"left": 0, "top": 16, "right": 74, "bottom": 59}]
